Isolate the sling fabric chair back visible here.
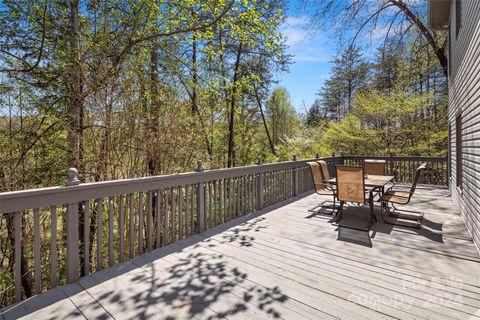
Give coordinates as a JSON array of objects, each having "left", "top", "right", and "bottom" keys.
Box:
[
  {"left": 364, "top": 159, "right": 386, "bottom": 175},
  {"left": 318, "top": 160, "right": 332, "bottom": 184},
  {"left": 335, "top": 166, "right": 365, "bottom": 203},
  {"left": 307, "top": 161, "right": 326, "bottom": 194},
  {"left": 408, "top": 163, "right": 427, "bottom": 201}
]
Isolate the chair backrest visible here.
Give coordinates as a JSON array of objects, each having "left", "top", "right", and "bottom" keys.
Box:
[
  {"left": 318, "top": 160, "right": 331, "bottom": 182},
  {"left": 364, "top": 159, "right": 386, "bottom": 175},
  {"left": 307, "top": 161, "right": 326, "bottom": 193},
  {"left": 335, "top": 165, "right": 365, "bottom": 203},
  {"left": 409, "top": 163, "right": 427, "bottom": 198}
]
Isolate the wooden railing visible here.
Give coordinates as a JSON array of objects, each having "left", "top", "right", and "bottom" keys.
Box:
[
  {"left": 342, "top": 155, "right": 449, "bottom": 186},
  {"left": 0, "top": 156, "right": 344, "bottom": 307},
  {"left": 0, "top": 155, "right": 447, "bottom": 307}
]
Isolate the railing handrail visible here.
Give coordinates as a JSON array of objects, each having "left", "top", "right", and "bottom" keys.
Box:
[
  {"left": 342, "top": 155, "right": 448, "bottom": 161},
  {"left": 0, "top": 157, "right": 341, "bottom": 214}
]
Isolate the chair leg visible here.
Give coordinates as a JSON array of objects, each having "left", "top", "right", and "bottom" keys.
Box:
[
  {"left": 368, "top": 195, "right": 376, "bottom": 229},
  {"left": 332, "top": 196, "right": 337, "bottom": 215},
  {"left": 385, "top": 203, "right": 424, "bottom": 222},
  {"left": 336, "top": 201, "right": 344, "bottom": 222},
  {"left": 381, "top": 202, "right": 422, "bottom": 229}
]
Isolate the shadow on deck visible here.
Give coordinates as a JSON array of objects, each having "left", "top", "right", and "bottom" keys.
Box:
[{"left": 2, "top": 186, "right": 480, "bottom": 320}]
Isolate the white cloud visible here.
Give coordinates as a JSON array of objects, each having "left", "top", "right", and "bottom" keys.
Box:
[{"left": 278, "top": 15, "right": 333, "bottom": 63}]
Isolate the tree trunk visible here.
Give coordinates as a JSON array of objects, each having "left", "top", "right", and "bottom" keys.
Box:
[
  {"left": 191, "top": 30, "right": 213, "bottom": 159},
  {"left": 390, "top": 0, "right": 448, "bottom": 79},
  {"left": 148, "top": 42, "right": 160, "bottom": 176},
  {"left": 227, "top": 44, "right": 243, "bottom": 168},
  {"left": 253, "top": 86, "right": 276, "bottom": 155},
  {"left": 68, "top": 0, "right": 87, "bottom": 277}
]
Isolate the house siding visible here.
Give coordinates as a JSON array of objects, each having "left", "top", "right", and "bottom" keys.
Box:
[{"left": 449, "top": 0, "right": 480, "bottom": 252}]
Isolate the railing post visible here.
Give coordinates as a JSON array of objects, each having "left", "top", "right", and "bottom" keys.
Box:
[
  {"left": 389, "top": 153, "right": 394, "bottom": 177},
  {"left": 65, "top": 168, "right": 80, "bottom": 283},
  {"left": 292, "top": 155, "right": 299, "bottom": 197},
  {"left": 195, "top": 160, "right": 206, "bottom": 232},
  {"left": 340, "top": 152, "right": 345, "bottom": 165},
  {"left": 256, "top": 158, "right": 264, "bottom": 210},
  {"left": 315, "top": 153, "right": 319, "bottom": 159}
]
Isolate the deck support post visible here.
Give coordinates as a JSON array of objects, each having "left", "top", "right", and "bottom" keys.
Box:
[
  {"left": 195, "top": 160, "right": 206, "bottom": 232},
  {"left": 65, "top": 168, "right": 80, "bottom": 283}
]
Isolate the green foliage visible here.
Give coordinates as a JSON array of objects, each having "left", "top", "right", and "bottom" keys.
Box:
[{"left": 317, "top": 89, "right": 447, "bottom": 156}]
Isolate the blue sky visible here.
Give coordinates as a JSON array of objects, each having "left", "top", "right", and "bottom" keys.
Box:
[
  {"left": 276, "top": 15, "right": 334, "bottom": 113},
  {"left": 275, "top": 1, "right": 392, "bottom": 113},
  {"left": 275, "top": 0, "right": 337, "bottom": 114}
]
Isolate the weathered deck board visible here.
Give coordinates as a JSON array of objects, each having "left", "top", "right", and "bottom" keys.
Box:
[{"left": 2, "top": 186, "right": 480, "bottom": 320}]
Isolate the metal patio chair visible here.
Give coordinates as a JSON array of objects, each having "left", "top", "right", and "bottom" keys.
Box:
[
  {"left": 335, "top": 165, "right": 381, "bottom": 231},
  {"left": 364, "top": 159, "right": 386, "bottom": 175},
  {"left": 307, "top": 161, "right": 337, "bottom": 214},
  {"left": 378, "top": 163, "right": 427, "bottom": 227}
]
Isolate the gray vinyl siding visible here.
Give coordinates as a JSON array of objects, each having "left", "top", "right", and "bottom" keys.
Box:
[{"left": 449, "top": 0, "right": 480, "bottom": 252}]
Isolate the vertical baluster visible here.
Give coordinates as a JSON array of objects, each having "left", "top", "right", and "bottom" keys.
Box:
[
  {"left": 14, "top": 212, "right": 21, "bottom": 301},
  {"left": 129, "top": 193, "right": 134, "bottom": 258},
  {"left": 243, "top": 176, "right": 247, "bottom": 214},
  {"left": 138, "top": 192, "right": 143, "bottom": 254},
  {"left": 119, "top": 195, "right": 125, "bottom": 262},
  {"left": 238, "top": 178, "right": 242, "bottom": 215},
  {"left": 163, "top": 190, "right": 168, "bottom": 245},
  {"left": 185, "top": 186, "right": 190, "bottom": 237},
  {"left": 245, "top": 176, "right": 250, "bottom": 213},
  {"left": 171, "top": 187, "right": 176, "bottom": 242},
  {"left": 50, "top": 206, "right": 58, "bottom": 288},
  {"left": 223, "top": 179, "right": 227, "bottom": 222},
  {"left": 67, "top": 203, "right": 79, "bottom": 283},
  {"left": 236, "top": 178, "right": 240, "bottom": 216},
  {"left": 191, "top": 185, "right": 195, "bottom": 234},
  {"left": 34, "top": 208, "right": 41, "bottom": 294},
  {"left": 273, "top": 172, "right": 277, "bottom": 203},
  {"left": 156, "top": 190, "right": 161, "bottom": 248},
  {"left": 147, "top": 191, "right": 153, "bottom": 252},
  {"left": 108, "top": 197, "right": 114, "bottom": 267},
  {"left": 230, "top": 178, "right": 234, "bottom": 219},
  {"left": 214, "top": 180, "right": 219, "bottom": 225},
  {"left": 83, "top": 201, "right": 90, "bottom": 275},
  {"left": 97, "top": 198, "right": 103, "bottom": 270},
  {"left": 227, "top": 179, "right": 231, "bottom": 220},
  {"left": 208, "top": 182, "right": 212, "bottom": 228},
  {"left": 275, "top": 171, "right": 279, "bottom": 203},
  {"left": 179, "top": 186, "right": 183, "bottom": 239}
]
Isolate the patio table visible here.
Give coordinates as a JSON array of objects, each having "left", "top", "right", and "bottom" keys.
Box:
[{"left": 326, "top": 174, "right": 394, "bottom": 191}]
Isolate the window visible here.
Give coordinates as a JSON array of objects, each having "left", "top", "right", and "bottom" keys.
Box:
[
  {"left": 456, "top": 0, "right": 462, "bottom": 39},
  {"left": 456, "top": 114, "right": 462, "bottom": 188}
]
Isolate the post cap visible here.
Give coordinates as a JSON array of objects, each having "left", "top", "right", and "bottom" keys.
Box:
[
  {"left": 195, "top": 160, "right": 204, "bottom": 172},
  {"left": 65, "top": 167, "right": 80, "bottom": 186}
]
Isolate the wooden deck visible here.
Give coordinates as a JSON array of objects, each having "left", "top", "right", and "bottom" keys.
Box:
[{"left": 2, "top": 186, "right": 480, "bottom": 320}]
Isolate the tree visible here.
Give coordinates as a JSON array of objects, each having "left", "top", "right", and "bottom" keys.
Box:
[
  {"left": 318, "top": 45, "right": 370, "bottom": 121},
  {"left": 305, "top": 99, "right": 325, "bottom": 126},
  {"left": 302, "top": 0, "right": 448, "bottom": 78},
  {"left": 266, "top": 87, "right": 299, "bottom": 147}
]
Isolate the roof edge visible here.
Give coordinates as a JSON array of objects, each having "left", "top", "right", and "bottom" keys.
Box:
[{"left": 428, "top": 0, "right": 452, "bottom": 30}]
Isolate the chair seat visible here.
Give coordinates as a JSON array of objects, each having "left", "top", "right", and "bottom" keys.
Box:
[
  {"left": 317, "top": 189, "right": 335, "bottom": 196},
  {"left": 379, "top": 190, "right": 410, "bottom": 204}
]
